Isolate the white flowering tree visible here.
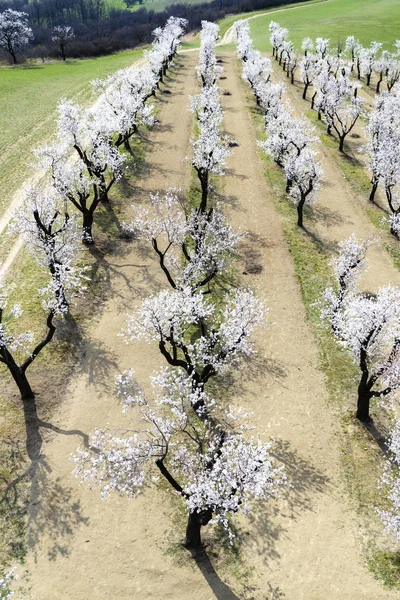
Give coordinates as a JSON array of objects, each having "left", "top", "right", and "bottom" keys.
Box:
[
  {"left": 321, "top": 71, "right": 364, "bottom": 152},
  {"left": 284, "top": 148, "right": 322, "bottom": 227},
  {"left": 190, "top": 84, "right": 230, "bottom": 213},
  {"left": 321, "top": 235, "right": 400, "bottom": 422},
  {"left": 269, "top": 21, "right": 288, "bottom": 64},
  {"left": 299, "top": 53, "right": 318, "bottom": 100},
  {"left": 51, "top": 100, "right": 125, "bottom": 244},
  {"left": 345, "top": 36, "right": 360, "bottom": 73},
  {"left": 0, "top": 283, "right": 57, "bottom": 400},
  {"left": 51, "top": 25, "right": 74, "bottom": 61},
  {"left": 92, "top": 66, "right": 156, "bottom": 154},
  {"left": 197, "top": 21, "right": 222, "bottom": 88},
  {"left": 145, "top": 17, "right": 187, "bottom": 84},
  {"left": 379, "top": 421, "right": 400, "bottom": 541},
  {"left": 315, "top": 37, "right": 330, "bottom": 60},
  {"left": 0, "top": 9, "right": 33, "bottom": 64},
  {"left": 359, "top": 42, "right": 383, "bottom": 87},
  {"left": 73, "top": 367, "right": 284, "bottom": 547},
  {"left": 234, "top": 19, "right": 252, "bottom": 62},
  {"left": 11, "top": 186, "right": 88, "bottom": 314},
  {"left": 365, "top": 91, "right": 400, "bottom": 204},
  {"left": 123, "top": 286, "right": 264, "bottom": 397},
  {"left": 128, "top": 190, "right": 240, "bottom": 292}
]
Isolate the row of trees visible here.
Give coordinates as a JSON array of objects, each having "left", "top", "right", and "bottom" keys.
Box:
[
  {"left": 239, "top": 19, "right": 400, "bottom": 543},
  {"left": 270, "top": 22, "right": 365, "bottom": 153},
  {"left": 73, "top": 20, "right": 285, "bottom": 548},
  {"left": 320, "top": 235, "right": 400, "bottom": 538},
  {"left": 235, "top": 20, "right": 322, "bottom": 228},
  {"left": 0, "top": 17, "right": 187, "bottom": 401},
  {"left": 365, "top": 91, "right": 400, "bottom": 237},
  {"left": 269, "top": 23, "right": 400, "bottom": 243},
  {"left": 267, "top": 21, "right": 400, "bottom": 545}
]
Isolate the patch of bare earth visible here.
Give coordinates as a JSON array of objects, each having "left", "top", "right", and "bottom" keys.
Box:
[{"left": 215, "top": 52, "right": 400, "bottom": 599}]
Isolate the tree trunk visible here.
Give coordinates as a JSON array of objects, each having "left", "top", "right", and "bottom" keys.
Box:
[
  {"left": 366, "top": 73, "right": 371, "bottom": 87},
  {"left": 182, "top": 509, "right": 212, "bottom": 548},
  {"left": 376, "top": 75, "right": 383, "bottom": 94},
  {"left": 82, "top": 212, "right": 94, "bottom": 245},
  {"left": 297, "top": 200, "right": 305, "bottom": 228},
  {"left": 311, "top": 91, "right": 317, "bottom": 110},
  {"left": 10, "top": 365, "right": 35, "bottom": 400},
  {"left": 198, "top": 170, "right": 209, "bottom": 214},
  {"left": 356, "top": 384, "right": 372, "bottom": 422},
  {"left": 303, "top": 82, "right": 309, "bottom": 100},
  {"left": 339, "top": 135, "right": 345, "bottom": 153},
  {"left": 369, "top": 179, "right": 378, "bottom": 202}
]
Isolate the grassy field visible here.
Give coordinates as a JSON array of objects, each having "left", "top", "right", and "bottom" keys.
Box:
[
  {"left": 245, "top": 0, "right": 400, "bottom": 52},
  {"left": 0, "top": 48, "right": 143, "bottom": 215}
]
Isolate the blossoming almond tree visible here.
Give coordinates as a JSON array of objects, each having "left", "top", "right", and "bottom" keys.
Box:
[
  {"left": 73, "top": 367, "right": 284, "bottom": 546},
  {"left": 51, "top": 25, "right": 74, "bottom": 61},
  {"left": 321, "top": 235, "right": 400, "bottom": 422},
  {"left": 190, "top": 85, "right": 231, "bottom": 213},
  {"left": 92, "top": 66, "right": 156, "bottom": 154},
  {"left": 365, "top": 91, "right": 400, "bottom": 216},
  {"left": 0, "top": 283, "right": 57, "bottom": 400},
  {"left": 197, "top": 21, "right": 222, "bottom": 88},
  {"left": 0, "top": 9, "right": 33, "bottom": 64},
  {"left": 127, "top": 189, "right": 240, "bottom": 292},
  {"left": 283, "top": 148, "right": 323, "bottom": 227},
  {"left": 123, "top": 286, "right": 264, "bottom": 397},
  {"left": 321, "top": 71, "right": 365, "bottom": 152},
  {"left": 11, "top": 186, "right": 88, "bottom": 314},
  {"left": 54, "top": 100, "right": 125, "bottom": 243}
]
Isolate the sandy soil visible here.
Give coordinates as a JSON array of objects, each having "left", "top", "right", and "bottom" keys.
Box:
[
  {"left": 216, "top": 51, "right": 400, "bottom": 600},
  {"left": 15, "top": 49, "right": 400, "bottom": 600}
]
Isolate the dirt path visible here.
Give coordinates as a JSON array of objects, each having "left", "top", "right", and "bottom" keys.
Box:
[
  {"left": 17, "top": 52, "right": 225, "bottom": 600},
  {"left": 216, "top": 51, "right": 400, "bottom": 599}
]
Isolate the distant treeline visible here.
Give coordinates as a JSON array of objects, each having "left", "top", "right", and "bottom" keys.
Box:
[{"left": 0, "top": 0, "right": 309, "bottom": 60}]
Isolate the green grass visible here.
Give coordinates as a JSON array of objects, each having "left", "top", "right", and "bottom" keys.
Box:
[
  {"left": 0, "top": 48, "right": 143, "bottom": 215},
  {"left": 246, "top": 0, "right": 400, "bottom": 52}
]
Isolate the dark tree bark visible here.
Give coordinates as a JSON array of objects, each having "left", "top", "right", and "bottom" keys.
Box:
[
  {"left": 356, "top": 378, "right": 372, "bottom": 422},
  {"left": 182, "top": 509, "right": 213, "bottom": 548},
  {"left": 303, "top": 81, "right": 310, "bottom": 100},
  {"left": 297, "top": 198, "right": 305, "bottom": 228},
  {"left": 369, "top": 178, "right": 379, "bottom": 202},
  {"left": 0, "top": 311, "right": 56, "bottom": 400},
  {"left": 376, "top": 74, "right": 383, "bottom": 94},
  {"left": 311, "top": 91, "right": 317, "bottom": 110}
]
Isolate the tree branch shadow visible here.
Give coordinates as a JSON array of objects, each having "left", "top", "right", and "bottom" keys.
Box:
[
  {"left": 188, "top": 546, "right": 241, "bottom": 600},
  {"left": 0, "top": 395, "right": 91, "bottom": 562},
  {"left": 247, "top": 438, "right": 330, "bottom": 563}
]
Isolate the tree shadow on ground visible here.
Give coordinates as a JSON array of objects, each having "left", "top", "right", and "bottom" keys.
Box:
[
  {"left": 188, "top": 546, "right": 241, "bottom": 600},
  {"left": 247, "top": 438, "right": 329, "bottom": 563},
  {"left": 0, "top": 395, "right": 90, "bottom": 562}
]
